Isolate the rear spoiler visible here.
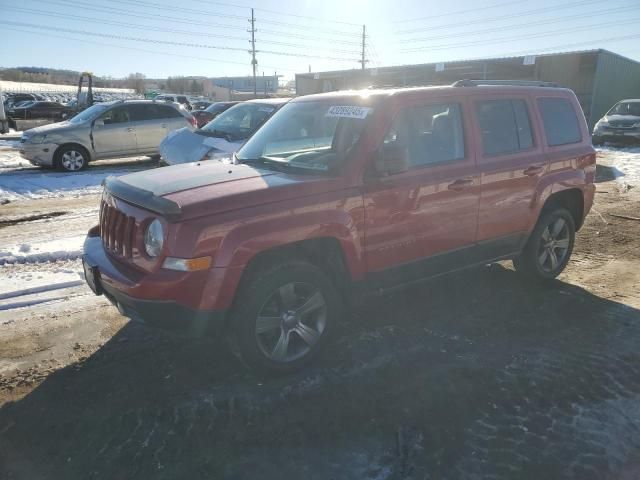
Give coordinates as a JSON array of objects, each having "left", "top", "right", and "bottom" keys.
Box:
[{"left": 102, "top": 176, "right": 182, "bottom": 221}]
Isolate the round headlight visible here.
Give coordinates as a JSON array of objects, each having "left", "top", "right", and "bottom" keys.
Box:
[{"left": 144, "top": 219, "right": 164, "bottom": 257}]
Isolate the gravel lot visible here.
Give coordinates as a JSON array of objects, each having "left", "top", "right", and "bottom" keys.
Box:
[{"left": 0, "top": 145, "right": 639, "bottom": 479}]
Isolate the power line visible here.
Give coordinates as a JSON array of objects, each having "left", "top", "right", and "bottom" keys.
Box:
[
  {"left": 258, "top": 28, "right": 362, "bottom": 46},
  {"left": 428, "top": 33, "right": 640, "bottom": 63},
  {"left": 103, "top": 0, "right": 361, "bottom": 37},
  {"left": 0, "top": 26, "right": 293, "bottom": 71},
  {"left": 401, "top": 16, "right": 640, "bottom": 52},
  {"left": 402, "top": 4, "right": 640, "bottom": 43},
  {"left": 0, "top": 20, "right": 360, "bottom": 63},
  {"left": 396, "top": 0, "right": 616, "bottom": 34},
  {"left": 4, "top": 6, "right": 248, "bottom": 41},
  {"left": 6, "top": 6, "right": 361, "bottom": 55},
  {"left": 26, "top": 0, "right": 247, "bottom": 31},
  {"left": 0, "top": 20, "right": 249, "bottom": 52},
  {"left": 394, "top": 0, "right": 527, "bottom": 23}
]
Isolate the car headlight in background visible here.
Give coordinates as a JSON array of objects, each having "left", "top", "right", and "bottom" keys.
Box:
[
  {"left": 30, "top": 134, "right": 47, "bottom": 144},
  {"left": 144, "top": 219, "right": 164, "bottom": 257},
  {"left": 634, "top": 122, "right": 640, "bottom": 128}
]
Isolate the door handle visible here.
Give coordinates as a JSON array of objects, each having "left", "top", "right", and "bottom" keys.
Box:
[
  {"left": 126, "top": 127, "right": 135, "bottom": 132},
  {"left": 447, "top": 178, "right": 474, "bottom": 191},
  {"left": 523, "top": 165, "right": 544, "bottom": 176}
]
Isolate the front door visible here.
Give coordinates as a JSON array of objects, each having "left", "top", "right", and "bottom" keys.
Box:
[
  {"left": 92, "top": 105, "right": 137, "bottom": 156},
  {"left": 364, "top": 97, "right": 480, "bottom": 282}
]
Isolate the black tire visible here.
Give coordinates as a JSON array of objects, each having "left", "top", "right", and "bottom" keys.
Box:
[
  {"left": 513, "top": 207, "right": 575, "bottom": 281},
  {"left": 55, "top": 144, "right": 88, "bottom": 172},
  {"left": 231, "top": 260, "right": 342, "bottom": 374}
]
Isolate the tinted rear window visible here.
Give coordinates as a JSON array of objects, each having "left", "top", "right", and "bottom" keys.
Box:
[
  {"left": 476, "top": 99, "right": 533, "bottom": 156},
  {"left": 537, "top": 97, "right": 582, "bottom": 146}
]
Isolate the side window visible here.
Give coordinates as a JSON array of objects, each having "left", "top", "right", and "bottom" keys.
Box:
[
  {"left": 158, "top": 105, "right": 182, "bottom": 118},
  {"left": 384, "top": 103, "right": 465, "bottom": 168},
  {"left": 100, "top": 106, "right": 130, "bottom": 124},
  {"left": 128, "top": 104, "right": 156, "bottom": 122},
  {"left": 537, "top": 97, "right": 582, "bottom": 146},
  {"left": 476, "top": 99, "right": 534, "bottom": 156}
]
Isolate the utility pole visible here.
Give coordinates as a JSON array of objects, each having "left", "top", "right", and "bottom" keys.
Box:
[
  {"left": 249, "top": 8, "right": 257, "bottom": 98},
  {"left": 360, "top": 24, "right": 367, "bottom": 70}
]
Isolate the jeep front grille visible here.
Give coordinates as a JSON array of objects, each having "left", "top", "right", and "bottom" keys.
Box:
[{"left": 100, "top": 201, "right": 137, "bottom": 258}]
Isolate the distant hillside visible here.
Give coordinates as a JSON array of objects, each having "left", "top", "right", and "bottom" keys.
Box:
[{"left": 0, "top": 67, "right": 128, "bottom": 88}]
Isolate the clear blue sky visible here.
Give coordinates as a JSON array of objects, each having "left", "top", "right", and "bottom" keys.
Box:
[{"left": 1, "top": 0, "right": 639, "bottom": 81}]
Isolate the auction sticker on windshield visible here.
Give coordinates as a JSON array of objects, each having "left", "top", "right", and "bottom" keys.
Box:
[{"left": 325, "top": 105, "right": 372, "bottom": 119}]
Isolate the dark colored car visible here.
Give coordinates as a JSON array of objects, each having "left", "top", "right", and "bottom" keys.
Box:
[
  {"left": 83, "top": 82, "right": 595, "bottom": 372},
  {"left": 592, "top": 99, "right": 640, "bottom": 145},
  {"left": 156, "top": 95, "right": 192, "bottom": 110},
  {"left": 190, "top": 101, "right": 239, "bottom": 128},
  {"left": 191, "top": 101, "right": 212, "bottom": 111},
  {"left": 8, "top": 101, "right": 71, "bottom": 120},
  {"left": 4, "top": 93, "right": 41, "bottom": 109}
]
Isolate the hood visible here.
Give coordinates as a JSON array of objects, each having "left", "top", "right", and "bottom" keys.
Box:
[
  {"left": 23, "top": 121, "right": 75, "bottom": 136},
  {"left": 603, "top": 114, "right": 640, "bottom": 126},
  {"left": 106, "top": 161, "right": 338, "bottom": 221},
  {"left": 159, "top": 127, "right": 242, "bottom": 165}
]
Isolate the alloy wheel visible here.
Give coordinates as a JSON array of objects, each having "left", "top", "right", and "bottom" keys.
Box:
[
  {"left": 537, "top": 217, "right": 571, "bottom": 273},
  {"left": 255, "top": 282, "right": 327, "bottom": 363}
]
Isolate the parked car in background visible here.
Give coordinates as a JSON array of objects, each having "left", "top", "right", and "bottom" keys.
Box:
[
  {"left": 191, "top": 101, "right": 212, "bottom": 110},
  {"left": 159, "top": 98, "right": 287, "bottom": 165},
  {"left": 83, "top": 81, "right": 595, "bottom": 372},
  {"left": 592, "top": 99, "right": 640, "bottom": 145},
  {"left": 190, "top": 101, "right": 239, "bottom": 128},
  {"left": 156, "top": 94, "right": 192, "bottom": 110},
  {"left": 7, "top": 101, "right": 71, "bottom": 120},
  {"left": 20, "top": 100, "right": 197, "bottom": 172},
  {"left": 4, "top": 93, "right": 42, "bottom": 109}
]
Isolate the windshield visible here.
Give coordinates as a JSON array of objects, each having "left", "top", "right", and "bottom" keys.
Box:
[
  {"left": 200, "top": 102, "right": 278, "bottom": 141},
  {"left": 68, "top": 104, "right": 109, "bottom": 124},
  {"left": 608, "top": 101, "right": 640, "bottom": 116},
  {"left": 236, "top": 100, "right": 374, "bottom": 172}
]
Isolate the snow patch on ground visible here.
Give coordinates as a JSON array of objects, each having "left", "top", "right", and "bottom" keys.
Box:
[
  {"left": 597, "top": 146, "right": 640, "bottom": 187},
  {"left": 0, "top": 234, "right": 85, "bottom": 265},
  {"left": 0, "top": 144, "right": 156, "bottom": 202}
]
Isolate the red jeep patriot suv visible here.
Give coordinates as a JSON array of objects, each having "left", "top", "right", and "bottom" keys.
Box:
[{"left": 83, "top": 81, "right": 596, "bottom": 372}]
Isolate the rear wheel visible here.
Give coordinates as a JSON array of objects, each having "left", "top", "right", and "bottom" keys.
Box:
[
  {"left": 513, "top": 208, "right": 575, "bottom": 281},
  {"left": 55, "top": 145, "right": 88, "bottom": 172},
  {"left": 231, "top": 260, "right": 341, "bottom": 373}
]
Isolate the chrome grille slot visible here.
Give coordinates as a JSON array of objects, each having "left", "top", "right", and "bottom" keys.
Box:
[{"left": 100, "top": 200, "right": 136, "bottom": 259}]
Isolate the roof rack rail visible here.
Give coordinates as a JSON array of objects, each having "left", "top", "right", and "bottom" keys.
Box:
[{"left": 452, "top": 79, "right": 560, "bottom": 88}]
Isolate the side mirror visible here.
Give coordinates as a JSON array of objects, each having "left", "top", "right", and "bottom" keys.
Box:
[
  {"left": 374, "top": 143, "right": 409, "bottom": 176},
  {"left": 94, "top": 119, "right": 104, "bottom": 127}
]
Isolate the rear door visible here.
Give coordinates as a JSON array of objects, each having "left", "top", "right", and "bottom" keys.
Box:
[
  {"left": 157, "top": 104, "right": 189, "bottom": 133},
  {"left": 92, "top": 105, "right": 137, "bottom": 155},
  {"left": 363, "top": 96, "right": 480, "bottom": 277},
  {"left": 128, "top": 104, "right": 168, "bottom": 152},
  {"left": 472, "top": 94, "right": 545, "bottom": 252}
]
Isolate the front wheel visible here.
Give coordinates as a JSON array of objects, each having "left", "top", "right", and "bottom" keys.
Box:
[
  {"left": 513, "top": 208, "right": 575, "bottom": 281},
  {"left": 231, "top": 260, "right": 342, "bottom": 373},
  {"left": 55, "top": 145, "right": 88, "bottom": 172}
]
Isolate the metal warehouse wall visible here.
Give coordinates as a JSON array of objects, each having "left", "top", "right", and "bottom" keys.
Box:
[
  {"left": 535, "top": 52, "right": 598, "bottom": 124},
  {"left": 590, "top": 51, "right": 640, "bottom": 129}
]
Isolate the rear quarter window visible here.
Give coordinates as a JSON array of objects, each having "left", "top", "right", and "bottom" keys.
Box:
[{"left": 537, "top": 97, "right": 582, "bottom": 146}]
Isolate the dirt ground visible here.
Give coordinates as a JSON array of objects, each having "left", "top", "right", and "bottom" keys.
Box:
[{"left": 1, "top": 151, "right": 640, "bottom": 479}]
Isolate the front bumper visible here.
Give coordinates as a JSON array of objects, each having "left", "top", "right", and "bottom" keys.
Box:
[
  {"left": 19, "top": 141, "right": 57, "bottom": 166},
  {"left": 83, "top": 234, "right": 227, "bottom": 337},
  {"left": 593, "top": 129, "right": 640, "bottom": 144}
]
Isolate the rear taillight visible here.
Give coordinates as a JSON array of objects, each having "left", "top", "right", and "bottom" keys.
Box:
[{"left": 189, "top": 116, "right": 197, "bottom": 128}]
